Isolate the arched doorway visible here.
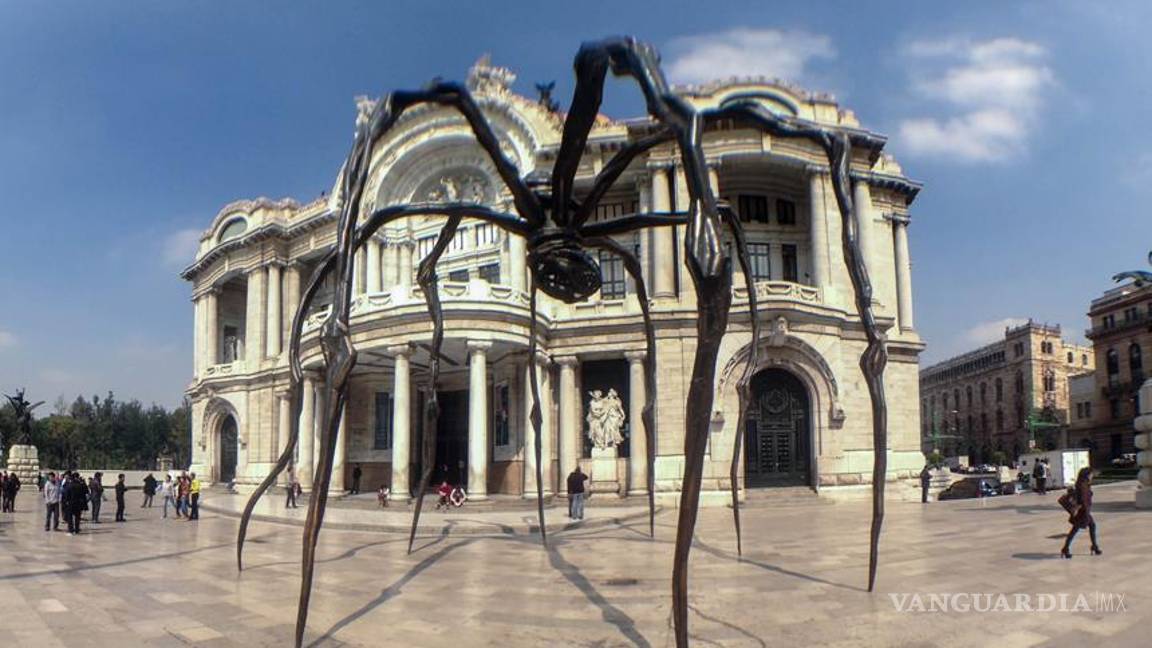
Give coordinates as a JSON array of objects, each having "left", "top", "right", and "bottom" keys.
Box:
[
  {"left": 745, "top": 368, "right": 810, "bottom": 486},
  {"left": 219, "top": 415, "right": 238, "bottom": 483}
]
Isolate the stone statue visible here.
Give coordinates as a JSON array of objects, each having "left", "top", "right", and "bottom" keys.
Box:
[
  {"left": 4, "top": 388, "right": 43, "bottom": 446},
  {"left": 586, "top": 388, "right": 626, "bottom": 449},
  {"left": 535, "top": 81, "right": 559, "bottom": 112}
]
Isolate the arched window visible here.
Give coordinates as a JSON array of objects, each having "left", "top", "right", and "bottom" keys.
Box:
[
  {"left": 980, "top": 412, "right": 988, "bottom": 433},
  {"left": 966, "top": 385, "right": 973, "bottom": 408},
  {"left": 979, "top": 382, "right": 987, "bottom": 405},
  {"left": 942, "top": 392, "right": 949, "bottom": 409},
  {"left": 996, "top": 409, "right": 1004, "bottom": 432},
  {"left": 1107, "top": 348, "right": 1120, "bottom": 386},
  {"left": 995, "top": 378, "right": 1003, "bottom": 402},
  {"left": 953, "top": 388, "right": 960, "bottom": 410},
  {"left": 1130, "top": 344, "right": 1144, "bottom": 381},
  {"left": 217, "top": 217, "right": 248, "bottom": 243},
  {"left": 1067, "top": 351, "right": 1074, "bottom": 363},
  {"left": 1015, "top": 370, "right": 1024, "bottom": 395}
]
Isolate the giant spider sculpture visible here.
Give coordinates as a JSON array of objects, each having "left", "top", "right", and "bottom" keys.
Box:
[{"left": 234, "top": 36, "right": 890, "bottom": 648}]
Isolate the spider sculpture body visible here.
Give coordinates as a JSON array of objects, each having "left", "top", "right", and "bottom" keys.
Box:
[{"left": 234, "top": 36, "right": 890, "bottom": 648}]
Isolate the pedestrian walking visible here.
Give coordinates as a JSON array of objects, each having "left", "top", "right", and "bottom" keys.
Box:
[
  {"left": 60, "top": 472, "right": 74, "bottom": 532},
  {"left": 89, "top": 472, "right": 105, "bottom": 523},
  {"left": 42, "top": 472, "right": 61, "bottom": 531},
  {"left": 114, "top": 474, "right": 127, "bottom": 522},
  {"left": 566, "top": 466, "right": 589, "bottom": 520},
  {"left": 351, "top": 464, "right": 363, "bottom": 495},
  {"left": 188, "top": 473, "right": 201, "bottom": 520},
  {"left": 159, "top": 474, "right": 175, "bottom": 518},
  {"left": 1032, "top": 459, "right": 1046, "bottom": 495},
  {"left": 377, "top": 484, "right": 389, "bottom": 508},
  {"left": 1060, "top": 467, "right": 1102, "bottom": 559},
  {"left": 286, "top": 470, "right": 301, "bottom": 509},
  {"left": 920, "top": 464, "right": 932, "bottom": 503},
  {"left": 141, "top": 473, "right": 157, "bottom": 508},
  {"left": 3, "top": 472, "right": 21, "bottom": 512}
]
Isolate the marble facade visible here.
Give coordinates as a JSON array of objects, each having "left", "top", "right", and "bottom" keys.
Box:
[{"left": 182, "top": 58, "right": 926, "bottom": 502}]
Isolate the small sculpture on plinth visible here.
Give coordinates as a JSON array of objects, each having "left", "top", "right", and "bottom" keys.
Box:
[
  {"left": 3, "top": 388, "right": 43, "bottom": 483},
  {"left": 586, "top": 388, "right": 626, "bottom": 450}
]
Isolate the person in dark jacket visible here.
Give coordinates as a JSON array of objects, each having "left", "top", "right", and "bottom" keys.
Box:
[
  {"left": 566, "top": 466, "right": 589, "bottom": 520},
  {"left": 114, "top": 474, "right": 127, "bottom": 522},
  {"left": 1060, "top": 466, "right": 1101, "bottom": 558},
  {"left": 351, "top": 464, "right": 363, "bottom": 495},
  {"left": 60, "top": 473, "right": 74, "bottom": 532},
  {"left": 3, "top": 473, "right": 21, "bottom": 512},
  {"left": 919, "top": 464, "right": 932, "bottom": 503},
  {"left": 69, "top": 472, "right": 89, "bottom": 535},
  {"left": 141, "top": 473, "right": 157, "bottom": 508}
]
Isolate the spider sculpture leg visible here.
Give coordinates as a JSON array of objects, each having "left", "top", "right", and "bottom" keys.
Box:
[
  {"left": 718, "top": 206, "right": 761, "bottom": 557},
  {"left": 584, "top": 236, "right": 658, "bottom": 538},
  {"left": 526, "top": 282, "right": 548, "bottom": 545},
  {"left": 237, "top": 249, "right": 335, "bottom": 571},
  {"left": 712, "top": 99, "right": 891, "bottom": 591},
  {"left": 407, "top": 214, "right": 464, "bottom": 554}
]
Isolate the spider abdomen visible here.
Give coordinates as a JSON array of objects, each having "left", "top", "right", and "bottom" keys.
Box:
[{"left": 528, "top": 232, "right": 602, "bottom": 303}]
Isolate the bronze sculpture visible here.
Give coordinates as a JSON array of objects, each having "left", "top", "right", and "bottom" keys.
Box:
[
  {"left": 3, "top": 388, "right": 44, "bottom": 446},
  {"left": 233, "top": 36, "right": 890, "bottom": 648}
]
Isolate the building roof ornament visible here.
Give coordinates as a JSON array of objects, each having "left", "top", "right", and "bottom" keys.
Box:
[{"left": 467, "top": 54, "right": 517, "bottom": 95}]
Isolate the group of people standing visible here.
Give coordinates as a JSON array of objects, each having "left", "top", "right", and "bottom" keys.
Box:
[
  {"left": 36, "top": 470, "right": 202, "bottom": 535},
  {"left": 0, "top": 471, "right": 21, "bottom": 512}
]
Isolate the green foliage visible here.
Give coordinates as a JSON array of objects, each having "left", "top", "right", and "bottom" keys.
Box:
[
  {"left": 926, "top": 450, "right": 945, "bottom": 468},
  {"left": 4, "top": 393, "right": 191, "bottom": 471}
]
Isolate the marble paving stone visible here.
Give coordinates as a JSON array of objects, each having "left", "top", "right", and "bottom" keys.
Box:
[{"left": 0, "top": 482, "right": 1148, "bottom": 646}]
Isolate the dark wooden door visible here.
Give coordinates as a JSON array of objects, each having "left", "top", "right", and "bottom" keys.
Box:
[{"left": 745, "top": 369, "right": 809, "bottom": 486}]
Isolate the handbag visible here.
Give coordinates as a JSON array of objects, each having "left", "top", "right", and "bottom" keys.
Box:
[{"left": 1057, "top": 487, "right": 1077, "bottom": 514}]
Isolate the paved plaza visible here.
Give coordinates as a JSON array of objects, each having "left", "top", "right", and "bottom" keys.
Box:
[{"left": 0, "top": 483, "right": 1148, "bottom": 647}]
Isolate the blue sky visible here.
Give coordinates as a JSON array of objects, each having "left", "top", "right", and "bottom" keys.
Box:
[{"left": 1, "top": 1, "right": 1149, "bottom": 408}]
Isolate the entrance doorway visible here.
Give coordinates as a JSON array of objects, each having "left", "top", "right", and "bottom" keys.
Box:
[
  {"left": 219, "top": 415, "right": 238, "bottom": 483},
  {"left": 433, "top": 390, "right": 469, "bottom": 487},
  {"left": 744, "top": 368, "right": 810, "bottom": 486}
]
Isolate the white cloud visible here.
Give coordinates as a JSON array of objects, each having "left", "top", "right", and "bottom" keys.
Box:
[
  {"left": 961, "top": 317, "right": 1029, "bottom": 347},
  {"left": 665, "top": 28, "right": 835, "bottom": 85},
  {"left": 897, "top": 37, "right": 1054, "bottom": 163},
  {"left": 161, "top": 228, "right": 202, "bottom": 267},
  {"left": 0, "top": 329, "right": 15, "bottom": 349}
]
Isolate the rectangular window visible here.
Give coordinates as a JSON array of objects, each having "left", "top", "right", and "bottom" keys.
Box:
[
  {"left": 478, "top": 263, "right": 500, "bottom": 284},
  {"left": 1110, "top": 399, "right": 1121, "bottom": 420},
  {"left": 1076, "top": 403, "right": 1083, "bottom": 419},
  {"left": 1085, "top": 402, "right": 1092, "bottom": 418},
  {"left": 416, "top": 235, "right": 436, "bottom": 260},
  {"left": 374, "top": 392, "right": 393, "bottom": 450},
  {"left": 747, "top": 243, "right": 771, "bottom": 281},
  {"left": 738, "top": 195, "right": 770, "bottom": 224},
  {"left": 599, "top": 251, "right": 626, "bottom": 300},
  {"left": 448, "top": 269, "right": 469, "bottom": 283},
  {"left": 781, "top": 244, "right": 798, "bottom": 282},
  {"left": 776, "top": 198, "right": 796, "bottom": 225},
  {"left": 475, "top": 223, "right": 498, "bottom": 247},
  {"left": 448, "top": 228, "right": 468, "bottom": 253},
  {"left": 593, "top": 202, "right": 626, "bottom": 222},
  {"left": 493, "top": 383, "right": 510, "bottom": 447}
]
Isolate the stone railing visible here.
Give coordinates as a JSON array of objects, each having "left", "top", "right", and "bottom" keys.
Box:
[
  {"left": 302, "top": 281, "right": 533, "bottom": 332},
  {"left": 733, "top": 280, "right": 821, "bottom": 304}
]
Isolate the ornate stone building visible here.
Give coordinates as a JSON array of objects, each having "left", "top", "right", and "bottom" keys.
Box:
[
  {"left": 1083, "top": 281, "right": 1151, "bottom": 464},
  {"left": 919, "top": 321, "right": 1093, "bottom": 463},
  {"left": 182, "top": 58, "right": 926, "bottom": 502}
]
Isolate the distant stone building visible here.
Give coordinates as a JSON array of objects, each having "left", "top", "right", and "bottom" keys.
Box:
[
  {"left": 1082, "top": 281, "right": 1151, "bottom": 463},
  {"left": 1066, "top": 372, "right": 1097, "bottom": 449},
  {"left": 919, "top": 321, "right": 1093, "bottom": 463},
  {"left": 182, "top": 58, "right": 927, "bottom": 501}
]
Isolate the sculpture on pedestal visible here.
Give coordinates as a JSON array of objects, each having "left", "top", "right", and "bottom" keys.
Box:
[
  {"left": 232, "top": 37, "right": 890, "bottom": 648},
  {"left": 4, "top": 389, "right": 42, "bottom": 446},
  {"left": 3, "top": 389, "right": 44, "bottom": 483},
  {"left": 587, "top": 388, "right": 626, "bottom": 449}
]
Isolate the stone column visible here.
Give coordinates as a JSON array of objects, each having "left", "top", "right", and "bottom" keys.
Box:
[
  {"left": 636, "top": 178, "right": 652, "bottom": 286},
  {"left": 523, "top": 360, "right": 539, "bottom": 497},
  {"left": 537, "top": 352, "right": 554, "bottom": 495},
  {"left": 245, "top": 266, "right": 266, "bottom": 366},
  {"left": 276, "top": 391, "right": 291, "bottom": 468},
  {"left": 398, "top": 240, "right": 413, "bottom": 294},
  {"left": 556, "top": 356, "right": 579, "bottom": 495},
  {"left": 807, "top": 167, "right": 830, "bottom": 293},
  {"left": 367, "top": 239, "right": 382, "bottom": 293},
  {"left": 467, "top": 340, "right": 492, "bottom": 500},
  {"left": 626, "top": 351, "right": 648, "bottom": 495},
  {"left": 352, "top": 250, "right": 364, "bottom": 296},
  {"left": 649, "top": 166, "right": 675, "bottom": 298},
  {"left": 389, "top": 344, "right": 412, "bottom": 502},
  {"left": 203, "top": 289, "right": 219, "bottom": 370},
  {"left": 266, "top": 263, "right": 282, "bottom": 357},
  {"left": 332, "top": 404, "right": 347, "bottom": 494},
  {"left": 1135, "top": 379, "right": 1152, "bottom": 509},
  {"left": 192, "top": 296, "right": 202, "bottom": 377},
  {"left": 892, "top": 217, "right": 915, "bottom": 332},
  {"left": 853, "top": 179, "right": 875, "bottom": 279},
  {"left": 509, "top": 233, "right": 527, "bottom": 292},
  {"left": 283, "top": 263, "right": 302, "bottom": 348},
  {"left": 298, "top": 372, "right": 317, "bottom": 489},
  {"left": 673, "top": 165, "right": 692, "bottom": 297},
  {"left": 382, "top": 240, "right": 398, "bottom": 288}
]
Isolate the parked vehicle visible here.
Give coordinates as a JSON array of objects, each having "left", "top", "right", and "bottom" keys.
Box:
[
  {"left": 938, "top": 477, "right": 1003, "bottom": 500},
  {"left": 1111, "top": 453, "right": 1137, "bottom": 469}
]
